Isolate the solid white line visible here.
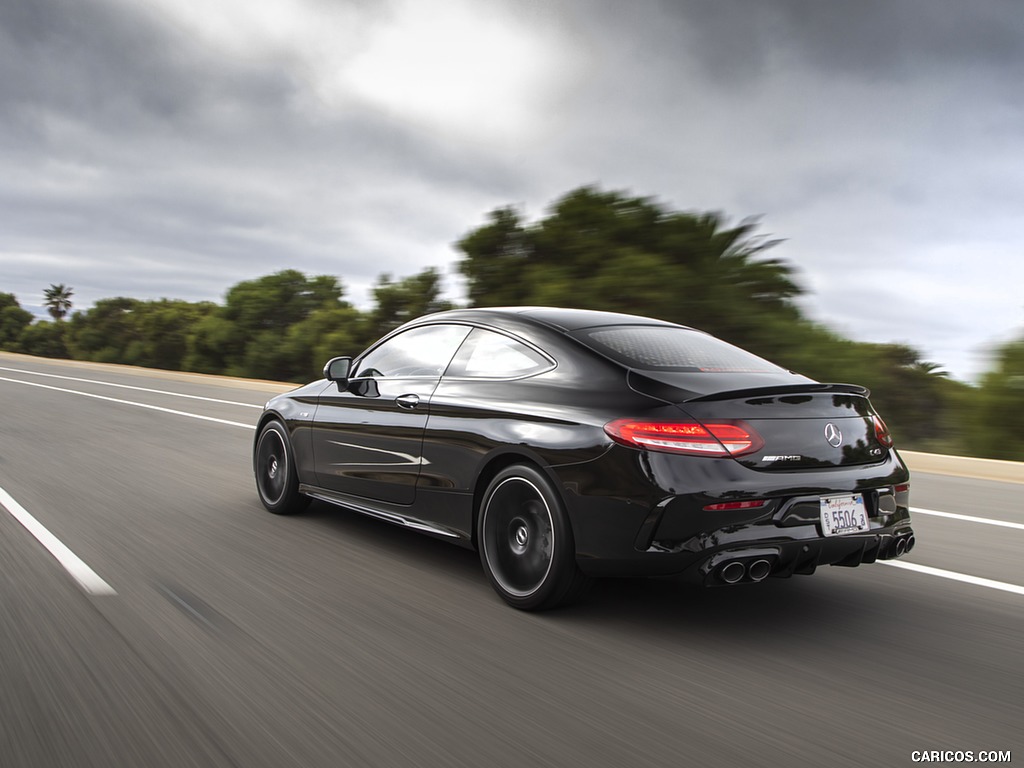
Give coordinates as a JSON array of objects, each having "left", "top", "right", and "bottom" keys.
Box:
[
  {"left": 879, "top": 560, "right": 1024, "bottom": 597},
  {"left": 911, "top": 507, "right": 1024, "bottom": 531},
  {"left": 8, "top": 369, "right": 1024, "bottom": 601},
  {"left": 0, "top": 376, "right": 255, "bottom": 429},
  {"left": 0, "top": 485, "right": 116, "bottom": 596},
  {"left": 0, "top": 365, "right": 262, "bottom": 408}
]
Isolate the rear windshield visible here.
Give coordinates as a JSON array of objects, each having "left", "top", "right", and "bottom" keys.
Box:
[{"left": 577, "top": 325, "right": 784, "bottom": 373}]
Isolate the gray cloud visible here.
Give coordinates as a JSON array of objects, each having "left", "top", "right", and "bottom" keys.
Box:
[{"left": 1, "top": 0, "right": 1022, "bottom": 381}]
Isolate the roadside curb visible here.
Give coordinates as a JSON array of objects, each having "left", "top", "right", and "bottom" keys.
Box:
[{"left": 901, "top": 450, "right": 1024, "bottom": 485}]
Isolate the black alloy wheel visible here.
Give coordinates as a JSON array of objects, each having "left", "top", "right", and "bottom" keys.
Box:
[
  {"left": 478, "top": 464, "right": 591, "bottom": 610},
  {"left": 254, "top": 420, "right": 309, "bottom": 515}
]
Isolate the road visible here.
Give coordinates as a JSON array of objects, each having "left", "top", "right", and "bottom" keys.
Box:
[{"left": 1, "top": 353, "right": 1020, "bottom": 768}]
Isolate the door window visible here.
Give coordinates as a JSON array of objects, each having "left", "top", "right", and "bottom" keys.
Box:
[{"left": 354, "top": 324, "right": 470, "bottom": 379}]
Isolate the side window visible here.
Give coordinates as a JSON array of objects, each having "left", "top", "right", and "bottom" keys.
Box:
[
  {"left": 447, "top": 328, "right": 553, "bottom": 379},
  {"left": 355, "top": 325, "right": 470, "bottom": 378}
]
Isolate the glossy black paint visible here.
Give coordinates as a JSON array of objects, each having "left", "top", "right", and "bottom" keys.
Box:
[{"left": 255, "top": 307, "right": 913, "bottom": 587}]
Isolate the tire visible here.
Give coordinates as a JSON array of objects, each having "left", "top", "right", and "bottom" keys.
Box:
[
  {"left": 478, "top": 464, "right": 592, "bottom": 611},
  {"left": 254, "top": 420, "right": 310, "bottom": 515}
]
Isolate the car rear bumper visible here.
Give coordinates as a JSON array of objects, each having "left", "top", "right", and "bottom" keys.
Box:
[
  {"left": 571, "top": 513, "right": 916, "bottom": 582},
  {"left": 556, "top": 446, "right": 914, "bottom": 582},
  {"left": 686, "top": 524, "right": 916, "bottom": 585}
]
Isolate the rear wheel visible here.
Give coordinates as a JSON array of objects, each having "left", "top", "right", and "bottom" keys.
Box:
[
  {"left": 478, "top": 464, "right": 591, "bottom": 611},
  {"left": 254, "top": 420, "right": 309, "bottom": 515}
]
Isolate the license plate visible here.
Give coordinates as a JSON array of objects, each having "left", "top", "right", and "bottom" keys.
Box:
[{"left": 819, "top": 494, "right": 869, "bottom": 536}]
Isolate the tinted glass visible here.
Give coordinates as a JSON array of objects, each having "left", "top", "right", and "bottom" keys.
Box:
[
  {"left": 448, "top": 328, "right": 552, "bottom": 378},
  {"left": 578, "top": 326, "right": 783, "bottom": 373},
  {"left": 355, "top": 325, "right": 470, "bottom": 378}
]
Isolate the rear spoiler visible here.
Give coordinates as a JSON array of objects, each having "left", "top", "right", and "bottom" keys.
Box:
[{"left": 685, "top": 382, "right": 870, "bottom": 403}]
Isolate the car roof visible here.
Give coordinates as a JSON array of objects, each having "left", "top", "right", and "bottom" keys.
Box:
[{"left": 417, "top": 306, "right": 686, "bottom": 333}]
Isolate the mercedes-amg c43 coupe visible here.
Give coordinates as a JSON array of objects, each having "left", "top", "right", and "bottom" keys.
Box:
[{"left": 254, "top": 307, "right": 914, "bottom": 610}]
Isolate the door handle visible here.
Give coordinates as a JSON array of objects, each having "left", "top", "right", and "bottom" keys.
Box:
[{"left": 396, "top": 393, "right": 420, "bottom": 410}]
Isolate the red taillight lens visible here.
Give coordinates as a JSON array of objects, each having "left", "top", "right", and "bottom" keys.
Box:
[
  {"left": 872, "top": 414, "right": 894, "bottom": 448},
  {"left": 604, "top": 419, "right": 764, "bottom": 457}
]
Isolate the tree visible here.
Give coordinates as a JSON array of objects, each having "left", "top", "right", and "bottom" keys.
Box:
[
  {"left": 241, "top": 305, "right": 366, "bottom": 382},
  {"left": 456, "top": 185, "right": 965, "bottom": 452},
  {"left": 223, "top": 270, "right": 344, "bottom": 335},
  {"left": 368, "top": 268, "right": 455, "bottom": 340},
  {"left": 183, "top": 314, "right": 239, "bottom": 375},
  {"left": 66, "top": 297, "right": 140, "bottom": 362},
  {"left": 43, "top": 284, "right": 74, "bottom": 321},
  {"left": 218, "top": 270, "right": 350, "bottom": 378},
  {"left": 126, "top": 300, "right": 217, "bottom": 370},
  {"left": 0, "top": 293, "right": 34, "bottom": 350},
  {"left": 456, "top": 207, "right": 531, "bottom": 306},
  {"left": 967, "top": 336, "right": 1024, "bottom": 460},
  {"left": 457, "top": 186, "right": 802, "bottom": 347},
  {"left": 17, "top": 322, "right": 69, "bottom": 358}
]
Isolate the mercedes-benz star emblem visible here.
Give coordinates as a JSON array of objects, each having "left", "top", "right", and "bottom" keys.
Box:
[{"left": 824, "top": 422, "right": 843, "bottom": 448}]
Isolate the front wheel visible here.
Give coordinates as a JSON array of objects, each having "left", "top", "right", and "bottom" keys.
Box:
[
  {"left": 478, "top": 464, "right": 591, "bottom": 611},
  {"left": 254, "top": 420, "right": 309, "bottom": 515}
]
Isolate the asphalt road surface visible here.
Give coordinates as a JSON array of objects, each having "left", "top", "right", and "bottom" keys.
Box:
[{"left": 1, "top": 353, "right": 1020, "bottom": 768}]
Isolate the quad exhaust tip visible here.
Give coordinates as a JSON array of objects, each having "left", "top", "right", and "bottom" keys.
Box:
[
  {"left": 717, "top": 558, "right": 775, "bottom": 584},
  {"left": 747, "top": 559, "right": 772, "bottom": 582},
  {"left": 720, "top": 561, "right": 746, "bottom": 584},
  {"left": 890, "top": 532, "right": 914, "bottom": 558}
]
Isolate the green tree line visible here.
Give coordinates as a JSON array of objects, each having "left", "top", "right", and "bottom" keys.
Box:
[
  {"left": 1, "top": 269, "right": 453, "bottom": 383},
  {"left": 2, "top": 186, "right": 1020, "bottom": 460}
]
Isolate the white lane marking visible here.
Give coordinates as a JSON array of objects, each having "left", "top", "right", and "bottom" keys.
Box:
[
  {"left": 879, "top": 560, "right": 1024, "bottom": 597},
  {"left": 0, "top": 485, "right": 116, "bottom": 596},
  {"left": 0, "top": 376, "right": 254, "bottom": 429},
  {"left": 6, "top": 371, "right": 1024, "bottom": 600},
  {"left": 0, "top": 365, "right": 263, "bottom": 408},
  {"left": 911, "top": 507, "right": 1024, "bottom": 531}
]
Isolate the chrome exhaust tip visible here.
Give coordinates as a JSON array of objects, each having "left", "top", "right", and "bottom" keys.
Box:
[
  {"left": 895, "top": 537, "right": 907, "bottom": 557},
  {"left": 747, "top": 559, "right": 772, "bottom": 582},
  {"left": 720, "top": 561, "right": 746, "bottom": 584},
  {"left": 905, "top": 534, "right": 915, "bottom": 553}
]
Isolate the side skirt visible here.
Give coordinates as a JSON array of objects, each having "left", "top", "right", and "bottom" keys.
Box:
[{"left": 298, "top": 484, "right": 463, "bottom": 541}]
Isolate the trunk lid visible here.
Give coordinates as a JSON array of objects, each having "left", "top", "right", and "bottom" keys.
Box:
[
  {"left": 679, "top": 386, "right": 886, "bottom": 470},
  {"left": 626, "top": 372, "right": 888, "bottom": 470}
]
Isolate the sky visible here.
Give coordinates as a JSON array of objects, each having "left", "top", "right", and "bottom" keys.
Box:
[{"left": 2, "top": 0, "right": 1022, "bottom": 382}]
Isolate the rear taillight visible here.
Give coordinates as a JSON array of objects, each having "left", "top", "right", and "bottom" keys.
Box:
[
  {"left": 872, "top": 414, "right": 894, "bottom": 448},
  {"left": 604, "top": 419, "right": 764, "bottom": 457},
  {"left": 703, "top": 500, "right": 768, "bottom": 511}
]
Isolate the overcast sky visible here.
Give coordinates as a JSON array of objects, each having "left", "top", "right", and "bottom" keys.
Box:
[{"left": 2, "top": 0, "right": 1022, "bottom": 381}]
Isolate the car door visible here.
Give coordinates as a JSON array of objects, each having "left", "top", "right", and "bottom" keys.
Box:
[{"left": 310, "top": 323, "right": 471, "bottom": 505}]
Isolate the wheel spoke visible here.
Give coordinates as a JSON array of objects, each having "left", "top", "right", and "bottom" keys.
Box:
[
  {"left": 257, "top": 429, "right": 287, "bottom": 505},
  {"left": 483, "top": 476, "right": 555, "bottom": 598}
]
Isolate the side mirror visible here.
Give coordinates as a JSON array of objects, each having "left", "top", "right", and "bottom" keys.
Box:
[{"left": 323, "top": 356, "right": 352, "bottom": 384}]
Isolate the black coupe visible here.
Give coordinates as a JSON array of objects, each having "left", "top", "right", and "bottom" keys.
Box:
[{"left": 253, "top": 307, "right": 914, "bottom": 610}]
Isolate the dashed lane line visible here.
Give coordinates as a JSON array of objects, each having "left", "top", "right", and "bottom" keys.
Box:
[{"left": 0, "top": 485, "right": 116, "bottom": 596}]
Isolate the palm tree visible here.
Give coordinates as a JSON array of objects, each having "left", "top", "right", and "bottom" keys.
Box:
[
  {"left": 909, "top": 360, "right": 949, "bottom": 377},
  {"left": 43, "top": 284, "right": 74, "bottom": 321}
]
